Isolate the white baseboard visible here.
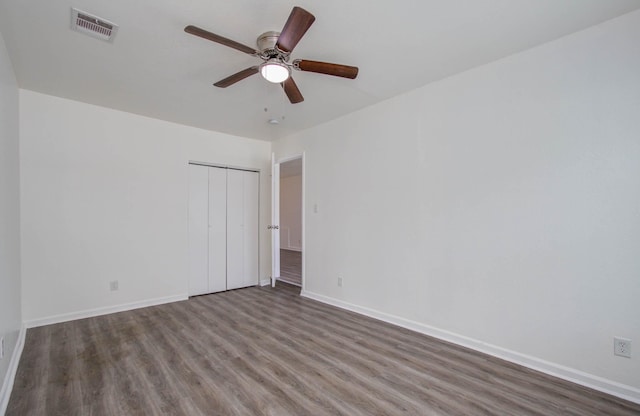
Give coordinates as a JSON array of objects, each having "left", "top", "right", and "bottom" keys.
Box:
[
  {"left": 300, "top": 290, "right": 640, "bottom": 405},
  {"left": 0, "top": 324, "right": 26, "bottom": 415},
  {"left": 281, "top": 246, "right": 301, "bottom": 252},
  {"left": 24, "top": 294, "right": 188, "bottom": 329},
  {"left": 259, "top": 278, "right": 271, "bottom": 287},
  {"left": 276, "top": 277, "right": 301, "bottom": 287}
]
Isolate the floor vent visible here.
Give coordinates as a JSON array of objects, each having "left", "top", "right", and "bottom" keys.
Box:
[{"left": 71, "top": 8, "right": 118, "bottom": 42}]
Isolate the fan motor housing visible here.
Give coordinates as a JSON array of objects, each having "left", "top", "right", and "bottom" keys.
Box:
[{"left": 257, "top": 31, "right": 283, "bottom": 58}]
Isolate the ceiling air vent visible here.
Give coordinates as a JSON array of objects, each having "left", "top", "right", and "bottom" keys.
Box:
[{"left": 71, "top": 8, "right": 118, "bottom": 42}]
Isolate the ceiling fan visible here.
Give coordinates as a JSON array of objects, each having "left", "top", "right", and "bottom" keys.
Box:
[{"left": 184, "top": 6, "right": 359, "bottom": 104}]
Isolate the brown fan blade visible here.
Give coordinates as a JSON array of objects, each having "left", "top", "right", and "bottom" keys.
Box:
[
  {"left": 282, "top": 77, "right": 304, "bottom": 104},
  {"left": 275, "top": 7, "right": 315, "bottom": 53},
  {"left": 296, "top": 60, "right": 359, "bottom": 79},
  {"left": 214, "top": 66, "right": 259, "bottom": 88},
  {"left": 185, "top": 25, "right": 258, "bottom": 56}
]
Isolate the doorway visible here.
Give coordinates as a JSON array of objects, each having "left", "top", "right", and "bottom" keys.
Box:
[{"left": 276, "top": 156, "right": 303, "bottom": 287}]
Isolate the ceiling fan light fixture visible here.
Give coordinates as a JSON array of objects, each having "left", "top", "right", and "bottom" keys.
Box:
[
  {"left": 260, "top": 60, "right": 290, "bottom": 83},
  {"left": 185, "top": 6, "right": 358, "bottom": 104}
]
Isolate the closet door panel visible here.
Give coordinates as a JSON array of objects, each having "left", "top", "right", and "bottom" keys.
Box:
[
  {"left": 243, "top": 171, "right": 259, "bottom": 288},
  {"left": 188, "top": 164, "right": 209, "bottom": 296},
  {"left": 208, "top": 167, "right": 228, "bottom": 293},
  {"left": 226, "top": 169, "right": 245, "bottom": 290}
]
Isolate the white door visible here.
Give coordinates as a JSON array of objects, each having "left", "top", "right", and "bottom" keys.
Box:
[
  {"left": 271, "top": 154, "right": 280, "bottom": 287},
  {"left": 208, "top": 167, "right": 227, "bottom": 293},
  {"left": 189, "top": 164, "right": 259, "bottom": 295},
  {"left": 227, "top": 169, "right": 260, "bottom": 290},
  {"left": 226, "top": 169, "right": 244, "bottom": 290},
  {"left": 188, "top": 164, "right": 209, "bottom": 296},
  {"left": 243, "top": 170, "right": 260, "bottom": 288}
]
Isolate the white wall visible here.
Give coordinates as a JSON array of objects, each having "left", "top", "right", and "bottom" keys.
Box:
[
  {"left": 20, "top": 90, "right": 272, "bottom": 323},
  {"left": 0, "top": 31, "right": 22, "bottom": 409},
  {"left": 274, "top": 10, "right": 640, "bottom": 398},
  {"left": 280, "top": 174, "right": 302, "bottom": 251}
]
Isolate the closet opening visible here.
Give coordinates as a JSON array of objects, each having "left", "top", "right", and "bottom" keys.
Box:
[{"left": 187, "top": 162, "right": 260, "bottom": 297}]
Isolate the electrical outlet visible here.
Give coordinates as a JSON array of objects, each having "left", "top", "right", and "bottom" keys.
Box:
[
  {"left": 338, "top": 277, "right": 343, "bottom": 287},
  {"left": 1, "top": 337, "right": 4, "bottom": 359},
  {"left": 614, "top": 337, "right": 631, "bottom": 358},
  {"left": 110, "top": 280, "right": 119, "bottom": 291}
]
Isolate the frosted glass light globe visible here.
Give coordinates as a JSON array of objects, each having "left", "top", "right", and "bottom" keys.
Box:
[{"left": 260, "top": 61, "right": 290, "bottom": 83}]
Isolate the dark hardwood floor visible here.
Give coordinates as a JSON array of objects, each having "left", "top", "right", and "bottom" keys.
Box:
[
  {"left": 8, "top": 283, "right": 640, "bottom": 415},
  {"left": 279, "top": 249, "right": 301, "bottom": 286}
]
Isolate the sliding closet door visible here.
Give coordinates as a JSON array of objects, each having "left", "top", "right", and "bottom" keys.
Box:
[
  {"left": 227, "top": 169, "right": 259, "bottom": 290},
  {"left": 226, "top": 169, "right": 244, "bottom": 290},
  {"left": 189, "top": 164, "right": 259, "bottom": 295},
  {"left": 188, "top": 164, "right": 209, "bottom": 296},
  {"left": 243, "top": 171, "right": 259, "bottom": 288},
  {"left": 208, "top": 167, "right": 227, "bottom": 293}
]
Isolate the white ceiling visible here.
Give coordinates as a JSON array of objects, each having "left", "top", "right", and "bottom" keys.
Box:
[{"left": 1, "top": 1, "right": 639, "bottom": 141}]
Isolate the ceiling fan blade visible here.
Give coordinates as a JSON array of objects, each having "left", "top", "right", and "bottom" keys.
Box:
[
  {"left": 282, "top": 77, "right": 304, "bottom": 104},
  {"left": 275, "top": 7, "right": 315, "bottom": 53},
  {"left": 185, "top": 25, "right": 258, "bottom": 56},
  {"left": 295, "top": 60, "right": 359, "bottom": 79},
  {"left": 214, "top": 66, "right": 259, "bottom": 88}
]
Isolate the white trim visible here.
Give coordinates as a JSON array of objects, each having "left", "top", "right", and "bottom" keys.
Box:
[
  {"left": 260, "top": 278, "right": 271, "bottom": 287},
  {"left": 188, "top": 160, "right": 260, "bottom": 173},
  {"left": 301, "top": 152, "right": 305, "bottom": 292},
  {"left": 24, "top": 294, "right": 188, "bottom": 328},
  {"left": 300, "top": 290, "right": 640, "bottom": 405},
  {"left": 271, "top": 153, "right": 280, "bottom": 287},
  {"left": 0, "top": 324, "right": 26, "bottom": 415}
]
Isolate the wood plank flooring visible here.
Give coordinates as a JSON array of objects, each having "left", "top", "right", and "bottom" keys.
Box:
[
  {"left": 279, "top": 249, "right": 301, "bottom": 286},
  {"left": 8, "top": 283, "right": 640, "bottom": 415}
]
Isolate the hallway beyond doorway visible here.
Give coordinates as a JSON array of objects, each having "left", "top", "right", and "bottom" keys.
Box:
[{"left": 279, "top": 249, "right": 301, "bottom": 286}]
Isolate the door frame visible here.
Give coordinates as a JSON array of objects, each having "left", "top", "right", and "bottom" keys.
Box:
[{"left": 272, "top": 152, "right": 305, "bottom": 291}]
